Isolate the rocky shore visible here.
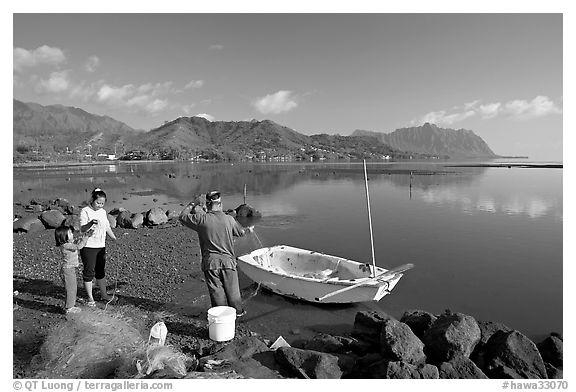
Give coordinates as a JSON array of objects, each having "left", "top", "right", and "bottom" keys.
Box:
[{"left": 13, "top": 197, "right": 562, "bottom": 379}]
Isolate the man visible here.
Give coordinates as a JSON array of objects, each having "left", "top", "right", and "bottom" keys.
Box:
[{"left": 179, "top": 190, "right": 253, "bottom": 316}]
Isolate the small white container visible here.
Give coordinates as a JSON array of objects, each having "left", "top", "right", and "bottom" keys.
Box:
[
  {"left": 207, "top": 306, "right": 236, "bottom": 342},
  {"left": 148, "top": 321, "right": 168, "bottom": 346}
]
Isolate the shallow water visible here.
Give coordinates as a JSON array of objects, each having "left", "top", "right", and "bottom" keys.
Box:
[{"left": 13, "top": 161, "right": 563, "bottom": 341}]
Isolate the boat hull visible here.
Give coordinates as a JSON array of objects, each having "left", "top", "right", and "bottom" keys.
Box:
[{"left": 237, "top": 245, "right": 403, "bottom": 304}]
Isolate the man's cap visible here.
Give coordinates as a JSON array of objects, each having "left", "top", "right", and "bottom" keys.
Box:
[{"left": 206, "top": 191, "right": 221, "bottom": 203}]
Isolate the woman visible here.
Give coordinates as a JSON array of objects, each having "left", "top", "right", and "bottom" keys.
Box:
[{"left": 80, "top": 188, "right": 118, "bottom": 305}]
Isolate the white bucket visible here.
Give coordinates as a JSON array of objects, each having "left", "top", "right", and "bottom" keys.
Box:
[{"left": 207, "top": 306, "right": 236, "bottom": 342}]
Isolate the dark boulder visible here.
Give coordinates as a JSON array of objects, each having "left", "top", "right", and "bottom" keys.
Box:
[
  {"left": 481, "top": 330, "right": 547, "bottom": 379},
  {"left": 47, "top": 205, "right": 65, "bottom": 214},
  {"left": 165, "top": 210, "right": 179, "bottom": 220},
  {"left": 13, "top": 216, "right": 45, "bottom": 233},
  {"left": 63, "top": 215, "right": 81, "bottom": 232},
  {"left": 40, "top": 210, "right": 66, "bottom": 228},
  {"left": 368, "top": 360, "right": 439, "bottom": 379},
  {"left": 227, "top": 357, "right": 283, "bottom": 379},
  {"left": 302, "top": 333, "right": 345, "bottom": 354},
  {"left": 438, "top": 354, "right": 488, "bottom": 379},
  {"left": 422, "top": 311, "right": 481, "bottom": 362},
  {"left": 52, "top": 198, "right": 77, "bottom": 215},
  {"left": 109, "top": 207, "right": 128, "bottom": 216},
  {"left": 198, "top": 337, "right": 282, "bottom": 379},
  {"left": 476, "top": 320, "right": 513, "bottom": 346},
  {"left": 201, "top": 336, "right": 270, "bottom": 363},
  {"left": 350, "top": 352, "right": 384, "bottom": 378},
  {"left": 235, "top": 204, "right": 262, "bottom": 218},
  {"left": 107, "top": 214, "right": 117, "bottom": 229},
  {"left": 544, "top": 363, "right": 563, "bottom": 379},
  {"left": 116, "top": 211, "right": 133, "bottom": 229},
  {"left": 380, "top": 318, "right": 426, "bottom": 365},
  {"left": 351, "top": 311, "right": 395, "bottom": 346},
  {"left": 400, "top": 309, "right": 437, "bottom": 339},
  {"left": 130, "top": 213, "right": 144, "bottom": 229},
  {"left": 275, "top": 346, "right": 343, "bottom": 379},
  {"left": 146, "top": 207, "right": 168, "bottom": 226},
  {"left": 536, "top": 334, "right": 563, "bottom": 368},
  {"left": 471, "top": 320, "right": 513, "bottom": 368},
  {"left": 348, "top": 337, "right": 375, "bottom": 356}
]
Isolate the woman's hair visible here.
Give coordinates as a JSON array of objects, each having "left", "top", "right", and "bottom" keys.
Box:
[
  {"left": 55, "top": 225, "right": 73, "bottom": 246},
  {"left": 91, "top": 188, "right": 107, "bottom": 201}
]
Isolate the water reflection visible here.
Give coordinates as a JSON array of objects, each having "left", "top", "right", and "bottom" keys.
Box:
[
  {"left": 14, "top": 162, "right": 562, "bottom": 222},
  {"left": 412, "top": 173, "right": 561, "bottom": 220},
  {"left": 13, "top": 162, "right": 562, "bottom": 339}
]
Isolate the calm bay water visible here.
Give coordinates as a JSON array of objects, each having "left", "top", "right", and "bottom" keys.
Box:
[{"left": 13, "top": 161, "right": 563, "bottom": 342}]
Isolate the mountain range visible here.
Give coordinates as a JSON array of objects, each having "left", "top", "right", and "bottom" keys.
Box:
[
  {"left": 13, "top": 99, "right": 498, "bottom": 162},
  {"left": 353, "top": 123, "right": 496, "bottom": 158}
]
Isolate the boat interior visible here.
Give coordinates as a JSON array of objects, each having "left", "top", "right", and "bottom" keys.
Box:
[{"left": 248, "top": 246, "right": 379, "bottom": 281}]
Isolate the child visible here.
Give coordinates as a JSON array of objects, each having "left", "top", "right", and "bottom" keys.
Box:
[
  {"left": 55, "top": 224, "right": 94, "bottom": 313},
  {"left": 80, "top": 188, "right": 118, "bottom": 305}
]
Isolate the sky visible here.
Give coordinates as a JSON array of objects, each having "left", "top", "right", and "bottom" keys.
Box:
[{"left": 12, "top": 13, "right": 563, "bottom": 161}]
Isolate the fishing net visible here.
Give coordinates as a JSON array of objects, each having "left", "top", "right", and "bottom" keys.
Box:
[{"left": 33, "top": 306, "right": 195, "bottom": 379}]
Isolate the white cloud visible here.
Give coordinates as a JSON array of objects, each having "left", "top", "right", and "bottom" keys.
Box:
[
  {"left": 464, "top": 100, "right": 480, "bottom": 110},
  {"left": 137, "top": 81, "right": 174, "bottom": 95},
  {"left": 146, "top": 99, "right": 169, "bottom": 113},
  {"left": 185, "top": 80, "right": 204, "bottom": 89},
  {"left": 14, "top": 45, "right": 66, "bottom": 72},
  {"left": 209, "top": 44, "right": 224, "bottom": 50},
  {"left": 195, "top": 113, "right": 215, "bottom": 121},
  {"left": 35, "top": 71, "right": 71, "bottom": 94},
  {"left": 97, "top": 84, "right": 134, "bottom": 104},
  {"left": 502, "top": 96, "right": 562, "bottom": 120},
  {"left": 253, "top": 90, "right": 298, "bottom": 114},
  {"left": 478, "top": 102, "right": 501, "bottom": 119},
  {"left": 126, "top": 94, "right": 150, "bottom": 107},
  {"left": 94, "top": 82, "right": 176, "bottom": 114},
  {"left": 411, "top": 96, "right": 561, "bottom": 126},
  {"left": 69, "top": 80, "right": 101, "bottom": 101},
  {"left": 85, "top": 55, "right": 100, "bottom": 72},
  {"left": 415, "top": 110, "right": 475, "bottom": 126}
]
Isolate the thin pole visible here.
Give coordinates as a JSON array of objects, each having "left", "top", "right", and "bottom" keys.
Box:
[
  {"left": 243, "top": 183, "right": 247, "bottom": 204},
  {"left": 363, "top": 159, "right": 376, "bottom": 278},
  {"left": 409, "top": 171, "right": 413, "bottom": 200}
]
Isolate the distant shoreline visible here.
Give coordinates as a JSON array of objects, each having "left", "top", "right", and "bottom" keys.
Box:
[
  {"left": 13, "top": 159, "right": 563, "bottom": 170},
  {"left": 446, "top": 163, "right": 563, "bottom": 169},
  {"left": 12, "top": 159, "right": 178, "bottom": 169}
]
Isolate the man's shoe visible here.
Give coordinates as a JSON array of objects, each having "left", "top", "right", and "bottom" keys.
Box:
[{"left": 66, "top": 306, "right": 82, "bottom": 314}]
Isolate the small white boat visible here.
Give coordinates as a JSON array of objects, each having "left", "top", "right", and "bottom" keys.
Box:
[{"left": 237, "top": 245, "right": 412, "bottom": 304}]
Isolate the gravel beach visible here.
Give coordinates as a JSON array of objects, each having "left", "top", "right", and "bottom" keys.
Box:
[{"left": 12, "top": 202, "right": 258, "bottom": 378}]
